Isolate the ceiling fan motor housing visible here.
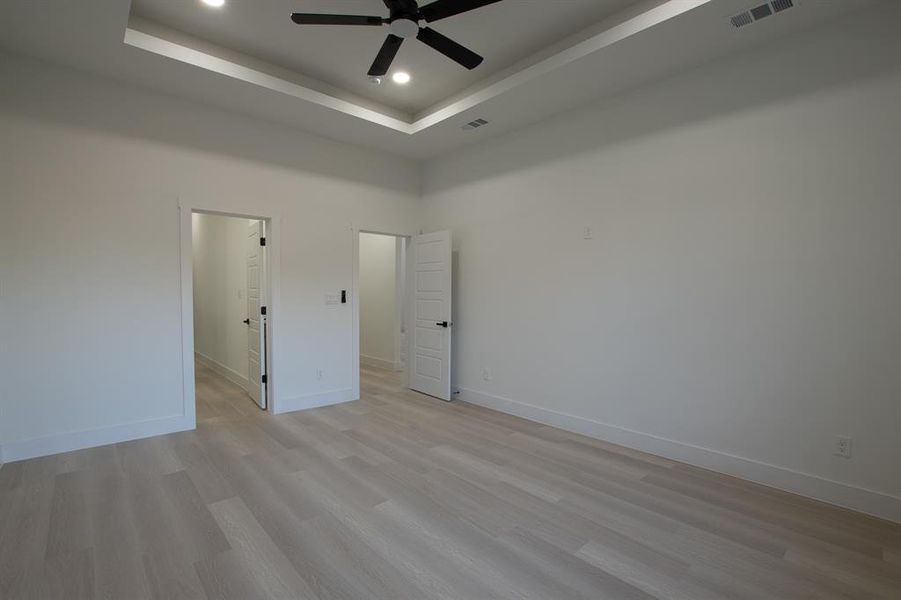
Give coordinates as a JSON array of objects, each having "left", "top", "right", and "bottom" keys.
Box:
[
  {"left": 389, "top": 18, "right": 419, "bottom": 39},
  {"left": 290, "top": 0, "right": 504, "bottom": 75}
]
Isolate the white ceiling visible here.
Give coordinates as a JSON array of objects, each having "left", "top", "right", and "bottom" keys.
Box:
[
  {"left": 130, "top": 0, "right": 641, "bottom": 115},
  {"left": 0, "top": 0, "right": 882, "bottom": 159}
]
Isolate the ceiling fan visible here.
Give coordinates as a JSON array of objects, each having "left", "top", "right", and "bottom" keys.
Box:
[{"left": 290, "top": 0, "right": 504, "bottom": 77}]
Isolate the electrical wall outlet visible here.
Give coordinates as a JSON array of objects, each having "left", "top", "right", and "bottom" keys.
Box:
[
  {"left": 316, "top": 369, "right": 324, "bottom": 380},
  {"left": 834, "top": 436, "right": 852, "bottom": 458},
  {"left": 481, "top": 368, "right": 492, "bottom": 382}
]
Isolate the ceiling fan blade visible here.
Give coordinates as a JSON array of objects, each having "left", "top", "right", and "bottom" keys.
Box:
[
  {"left": 382, "top": 0, "right": 418, "bottom": 13},
  {"left": 368, "top": 34, "right": 404, "bottom": 77},
  {"left": 416, "top": 27, "right": 483, "bottom": 70},
  {"left": 290, "top": 13, "right": 384, "bottom": 26},
  {"left": 418, "top": 0, "right": 504, "bottom": 23}
]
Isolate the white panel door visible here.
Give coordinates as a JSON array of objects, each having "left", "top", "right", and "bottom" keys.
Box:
[
  {"left": 409, "top": 231, "right": 452, "bottom": 400},
  {"left": 246, "top": 220, "right": 266, "bottom": 409}
]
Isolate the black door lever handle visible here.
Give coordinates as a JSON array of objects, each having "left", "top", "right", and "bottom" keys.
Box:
[
  {"left": 436, "top": 321, "right": 449, "bottom": 328},
  {"left": 243, "top": 318, "right": 250, "bottom": 325}
]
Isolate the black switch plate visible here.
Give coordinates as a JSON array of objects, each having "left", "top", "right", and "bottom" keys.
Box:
[{"left": 341, "top": 290, "right": 346, "bottom": 304}]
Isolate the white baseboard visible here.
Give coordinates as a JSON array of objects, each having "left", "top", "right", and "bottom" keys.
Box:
[
  {"left": 0, "top": 414, "right": 194, "bottom": 464},
  {"left": 195, "top": 352, "right": 249, "bottom": 390},
  {"left": 361, "top": 354, "right": 402, "bottom": 372},
  {"left": 458, "top": 387, "right": 901, "bottom": 524},
  {"left": 275, "top": 387, "right": 355, "bottom": 415}
]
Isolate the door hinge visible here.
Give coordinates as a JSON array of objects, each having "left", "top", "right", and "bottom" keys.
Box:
[
  {"left": 261, "top": 374, "right": 267, "bottom": 384},
  {"left": 261, "top": 306, "right": 267, "bottom": 315},
  {"left": 260, "top": 237, "right": 266, "bottom": 246}
]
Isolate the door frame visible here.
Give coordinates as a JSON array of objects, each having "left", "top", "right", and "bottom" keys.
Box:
[
  {"left": 179, "top": 202, "right": 281, "bottom": 422},
  {"left": 352, "top": 228, "right": 414, "bottom": 400}
]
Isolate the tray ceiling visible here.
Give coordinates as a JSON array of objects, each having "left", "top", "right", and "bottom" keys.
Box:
[{"left": 130, "top": 0, "right": 642, "bottom": 115}]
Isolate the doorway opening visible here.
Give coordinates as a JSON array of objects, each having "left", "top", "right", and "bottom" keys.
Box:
[
  {"left": 191, "top": 211, "right": 270, "bottom": 415},
  {"left": 358, "top": 232, "right": 409, "bottom": 390},
  {"left": 355, "top": 229, "right": 453, "bottom": 402}
]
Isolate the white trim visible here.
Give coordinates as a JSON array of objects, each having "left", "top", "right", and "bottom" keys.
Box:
[
  {"left": 394, "top": 237, "right": 407, "bottom": 374},
  {"left": 123, "top": 28, "right": 411, "bottom": 133},
  {"left": 195, "top": 352, "right": 249, "bottom": 391},
  {"left": 0, "top": 415, "right": 193, "bottom": 463},
  {"left": 276, "top": 388, "right": 355, "bottom": 414},
  {"left": 178, "top": 203, "right": 197, "bottom": 433},
  {"left": 458, "top": 387, "right": 901, "bottom": 524},
  {"left": 360, "top": 354, "right": 402, "bottom": 372},
  {"left": 351, "top": 226, "right": 361, "bottom": 401}
]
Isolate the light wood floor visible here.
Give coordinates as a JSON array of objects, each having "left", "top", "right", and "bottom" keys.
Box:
[{"left": 1, "top": 365, "right": 900, "bottom": 599}]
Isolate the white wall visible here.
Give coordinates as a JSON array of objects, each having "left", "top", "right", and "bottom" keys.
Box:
[
  {"left": 2, "top": 3, "right": 900, "bottom": 523},
  {"left": 0, "top": 52, "right": 419, "bottom": 461},
  {"left": 421, "top": 5, "right": 901, "bottom": 520},
  {"left": 192, "top": 213, "right": 253, "bottom": 387},
  {"left": 359, "top": 232, "right": 398, "bottom": 370}
]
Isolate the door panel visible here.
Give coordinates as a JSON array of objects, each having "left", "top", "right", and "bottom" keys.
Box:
[
  {"left": 246, "top": 220, "right": 266, "bottom": 409},
  {"left": 409, "top": 231, "right": 451, "bottom": 400}
]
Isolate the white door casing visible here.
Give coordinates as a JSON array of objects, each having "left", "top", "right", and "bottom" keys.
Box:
[
  {"left": 246, "top": 220, "right": 267, "bottom": 409},
  {"left": 409, "top": 231, "right": 452, "bottom": 400},
  {"left": 395, "top": 236, "right": 407, "bottom": 371}
]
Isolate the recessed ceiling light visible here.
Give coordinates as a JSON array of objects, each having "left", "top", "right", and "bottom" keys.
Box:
[
  {"left": 202, "top": 0, "right": 225, "bottom": 7},
  {"left": 392, "top": 71, "right": 411, "bottom": 85}
]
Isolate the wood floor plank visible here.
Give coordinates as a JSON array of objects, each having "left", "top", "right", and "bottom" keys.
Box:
[
  {"left": 159, "top": 470, "right": 232, "bottom": 559},
  {"left": 170, "top": 437, "right": 237, "bottom": 506},
  {"left": 642, "top": 467, "right": 887, "bottom": 558},
  {"left": 125, "top": 470, "right": 222, "bottom": 598},
  {"left": 44, "top": 470, "right": 92, "bottom": 560},
  {"left": 0, "top": 362, "right": 899, "bottom": 599},
  {"left": 374, "top": 496, "right": 646, "bottom": 600},
  {"left": 0, "top": 461, "right": 24, "bottom": 492},
  {"left": 193, "top": 549, "right": 271, "bottom": 600},
  {"left": 293, "top": 510, "right": 431, "bottom": 600},
  {"left": 208, "top": 496, "right": 318, "bottom": 599},
  {"left": 503, "top": 529, "right": 668, "bottom": 600},
  {"left": 115, "top": 435, "right": 183, "bottom": 479},
  {"left": 85, "top": 467, "right": 153, "bottom": 600},
  {"left": 30, "top": 547, "right": 95, "bottom": 600},
  {"left": 141, "top": 553, "right": 206, "bottom": 600},
  {"left": 0, "top": 482, "right": 54, "bottom": 597}
]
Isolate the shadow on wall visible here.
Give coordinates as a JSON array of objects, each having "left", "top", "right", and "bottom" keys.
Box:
[
  {"left": 0, "top": 52, "right": 415, "bottom": 195},
  {"left": 425, "top": 3, "right": 901, "bottom": 193}
]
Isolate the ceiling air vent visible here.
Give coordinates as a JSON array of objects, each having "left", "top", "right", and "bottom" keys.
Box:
[
  {"left": 750, "top": 3, "right": 773, "bottom": 20},
  {"left": 731, "top": 12, "right": 753, "bottom": 28},
  {"left": 771, "top": 0, "right": 794, "bottom": 12},
  {"left": 731, "top": 0, "right": 796, "bottom": 28},
  {"left": 462, "top": 118, "right": 489, "bottom": 131}
]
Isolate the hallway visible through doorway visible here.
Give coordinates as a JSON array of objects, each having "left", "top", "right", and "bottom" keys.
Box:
[
  {"left": 359, "top": 232, "right": 407, "bottom": 376},
  {"left": 192, "top": 212, "right": 269, "bottom": 411}
]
